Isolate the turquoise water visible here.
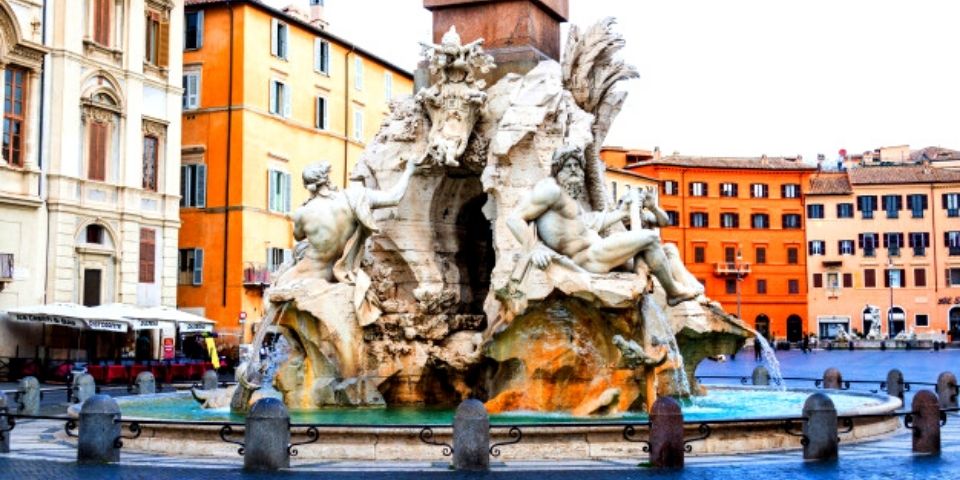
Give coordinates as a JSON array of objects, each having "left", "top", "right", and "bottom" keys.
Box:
[{"left": 117, "top": 387, "right": 890, "bottom": 425}]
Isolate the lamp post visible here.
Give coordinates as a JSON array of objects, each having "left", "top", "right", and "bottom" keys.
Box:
[
  {"left": 887, "top": 255, "right": 894, "bottom": 339},
  {"left": 736, "top": 247, "right": 743, "bottom": 320}
]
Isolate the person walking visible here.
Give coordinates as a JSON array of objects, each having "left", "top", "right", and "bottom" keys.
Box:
[
  {"left": 801, "top": 333, "right": 810, "bottom": 354},
  {"left": 753, "top": 336, "right": 762, "bottom": 361}
]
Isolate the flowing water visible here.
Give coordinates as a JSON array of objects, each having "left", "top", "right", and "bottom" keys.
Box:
[
  {"left": 750, "top": 329, "right": 786, "bottom": 390},
  {"left": 261, "top": 336, "right": 291, "bottom": 387},
  {"left": 641, "top": 296, "right": 692, "bottom": 398}
]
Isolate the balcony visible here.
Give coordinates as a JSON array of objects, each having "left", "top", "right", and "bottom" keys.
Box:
[
  {"left": 243, "top": 263, "right": 273, "bottom": 288},
  {"left": 714, "top": 262, "right": 751, "bottom": 277}
]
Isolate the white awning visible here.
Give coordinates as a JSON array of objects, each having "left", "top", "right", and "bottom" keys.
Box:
[
  {"left": 88, "top": 304, "right": 169, "bottom": 330},
  {"left": 134, "top": 306, "right": 215, "bottom": 333},
  {"left": 5, "top": 303, "right": 129, "bottom": 333}
]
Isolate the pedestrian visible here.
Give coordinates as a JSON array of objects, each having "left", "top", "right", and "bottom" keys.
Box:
[
  {"left": 801, "top": 333, "right": 810, "bottom": 354},
  {"left": 753, "top": 336, "right": 762, "bottom": 361}
]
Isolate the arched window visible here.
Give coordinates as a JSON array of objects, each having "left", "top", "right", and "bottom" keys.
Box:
[{"left": 81, "top": 83, "right": 121, "bottom": 183}]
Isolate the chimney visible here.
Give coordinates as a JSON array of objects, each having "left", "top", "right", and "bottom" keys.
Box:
[
  {"left": 308, "top": 0, "right": 328, "bottom": 30},
  {"left": 653, "top": 146, "right": 661, "bottom": 162},
  {"left": 760, "top": 154, "right": 769, "bottom": 166}
]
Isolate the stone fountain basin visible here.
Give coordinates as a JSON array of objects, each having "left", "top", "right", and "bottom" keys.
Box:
[{"left": 78, "top": 386, "right": 901, "bottom": 461}]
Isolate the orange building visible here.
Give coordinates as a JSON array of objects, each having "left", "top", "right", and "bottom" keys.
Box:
[
  {"left": 178, "top": 0, "right": 413, "bottom": 346},
  {"left": 605, "top": 149, "right": 817, "bottom": 341}
]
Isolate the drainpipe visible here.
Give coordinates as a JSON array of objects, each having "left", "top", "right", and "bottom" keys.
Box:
[
  {"left": 343, "top": 45, "right": 355, "bottom": 188},
  {"left": 931, "top": 183, "right": 939, "bottom": 325},
  {"left": 40, "top": 0, "right": 49, "bottom": 304},
  {"left": 222, "top": 2, "right": 235, "bottom": 306}
]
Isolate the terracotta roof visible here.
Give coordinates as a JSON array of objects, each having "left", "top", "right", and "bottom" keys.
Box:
[
  {"left": 606, "top": 167, "right": 658, "bottom": 182},
  {"left": 848, "top": 165, "right": 960, "bottom": 185},
  {"left": 184, "top": 0, "right": 413, "bottom": 78},
  {"left": 629, "top": 155, "right": 816, "bottom": 171},
  {"left": 910, "top": 146, "right": 960, "bottom": 163},
  {"left": 807, "top": 173, "right": 853, "bottom": 195}
]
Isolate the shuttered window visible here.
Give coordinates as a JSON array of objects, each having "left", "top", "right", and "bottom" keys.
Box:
[
  {"left": 178, "top": 248, "right": 203, "bottom": 285},
  {"left": 864, "top": 269, "right": 876, "bottom": 288},
  {"left": 271, "top": 19, "right": 289, "bottom": 59},
  {"left": 139, "top": 228, "right": 156, "bottom": 284},
  {"left": 813, "top": 273, "right": 823, "bottom": 288},
  {"left": 94, "top": 0, "right": 111, "bottom": 46},
  {"left": 2, "top": 67, "right": 27, "bottom": 167},
  {"left": 87, "top": 121, "right": 108, "bottom": 181},
  {"left": 180, "top": 164, "right": 206, "bottom": 208},
  {"left": 268, "top": 169, "right": 291, "bottom": 213},
  {"left": 914, "top": 268, "right": 926, "bottom": 288},
  {"left": 316, "top": 96, "right": 328, "bottom": 130},
  {"left": 143, "top": 135, "right": 158, "bottom": 191},
  {"left": 182, "top": 71, "right": 200, "bottom": 110},
  {"left": 843, "top": 273, "right": 853, "bottom": 288},
  {"left": 314, "top": 38, "right": 330, "bottom": 73},
  {"left": 184, "top": 11, "right": 203, "bottom": 50},
  {"left": 145, "top": 10, "right": 170, "bottom": 67}
]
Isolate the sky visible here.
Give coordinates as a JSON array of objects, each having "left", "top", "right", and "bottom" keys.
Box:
[{"left": 268, "top": 0, "right": 960, "bottom": 162}]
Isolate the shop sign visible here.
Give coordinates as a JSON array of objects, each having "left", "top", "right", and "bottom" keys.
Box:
[
  {"left": 86, "top": 319, "right": 128, "bottom": 333},
  {"left": 162, "top": 337, "right": 175, "bottom": 360},
  {"left": 938, "top": 297, "right": 960, "bottom": 305},
  {"left": 180, "top": 322, "right": 213, "bottom": 333}
]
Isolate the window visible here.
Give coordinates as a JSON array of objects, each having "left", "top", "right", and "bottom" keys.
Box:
[
  {"left": 271, "top": 19, "right": 289, "bottom": 59},
  {"left": 720, "top": 212, "right": 739, "bottom": 229},
  {"left": 907, "top": 194, "right": 927, "bottom": 218},
  {"left": 269, "top": 79, "right": 291, "bottom": 118},
  {"left": 87, "top": 120, "right": 108, "bottom": 181},
  {"left": 93, "top": 0, "right": 112, "bottom": 46},
  {"left": 144, "top": 10, "right": 169, "bottom": 67},
  {"left": 724, "top": 246, "right": 736, "bottom": 263},
  {"left": 948, "top": 268, "right": 960, "bottom": 287},
  {"left": 781, "top": 184, "right": 800, "bottom": 198},
  {"left": 787, "top": 247, "right": 798, "bottom": 264},
  {"left": 909, "top": 232, "right": 929, "bottom": 256},
  {"left": 665, "top": 211, "right": 679, "bottom": 227},
  {"left": 315, "top": 96, "right": 328, "bottom": 130},
  {"left": 0, "top": 253, "right": 13, "bottom": 280},
  {"left": 689, "top": 182, "right": 708, "bottom": 197},
  {"left": 807, "top": 204, "right": 824, "bottom": 219},
  {"left": 809, "top": 240, "right": 825, "bottom": 256},
  {"left": 751, "top": 213, "right": 770, "bottom": 229},
  {"left": 314, "top": 38, "right": 330, "bottom": 74},
  {"left": 142, "top": 135, "right": 158, "bottom": 191},
  {"left": 788, "top": 279, "right": 800, "bottom": 294},
  {"left": 384, "top": 72, "right": 394, "bottom": 101},
  {"left": 353, "top": 108, "right": 364, "bottom": 140},
  {"left": 694, "top": 246, "right": 705, "bottom": 263},
  {"left": 914, "top": 268, "right": 926, "bottom": 288},
  {"left": 354, "top": 56, "right": 364, "bottom": 90},
  {"left": 757, "top": 279, "right": 767, "bottom": 294},
  {"left": 947, "top": 231, "right": 960, "bottom": 256},
  {"left": 720, "top": 183, "right": 738, "bottom": 197},
  {"left": 2, "top": 67, "right": 27, "bottom": 167},
  {"left": 843, "top": 273, "right": 853, "bottom": 288},
  {"left": 139, "top": 228, "right": 156, "bottom": 284},
  {"left": 725, "top": 278, "right": 737, "bottom": 294},
  {"left": 916, "top": 314, "right": 929, "bottom": 327},
  {"left": 86, "top": 225, "right": 105, "bottom": 244},
  {"left": 836, "top": 203, "right": 854, "bottom": 218},
  {"left": 184, "top": 11, "right": 203, "bottom": 50},
  {"left": 944, "top": 193, "right": 960, "bottom": 217},
  {"left": 826, "top": 272, "right": 839, "bottom": 289},
  {"left": 180, "top": 164, "right": 206, "bottom": 208},
  {"left": 884, "top": 232, "right": 904, "bottom": 257},
  {"left": 690, "top": 212, "right": 709, "bottom": 228},
  {"left": 813, "top": 273, "right": 823, "bottom": 288},
  {"left": 662, "top": 180, "right": 678, "bottom": 196},
  {"left": 864, "top": 269, "right": 876, "bottom": 288},
  {"left": 882, "top": 194, "right": 902, "bottom": 219},
  {"left": 857, "top": 195, "right": 878, "bottom": 219},
  {"left": 267, "top": 247, "right": 292, "bottom": 273},
  {"left": 268, "top": 169, "right": 291, "bottom": 213},
  {"left": 182, "top": 71, "right": 200, "bottom": 110},
  {"left": 178, "top": 248, "right": 203, "bottom": 285},
  {"left": 859, "top": 233, "right": 878, "bottom": 257},
  {"left": 838, "top": 240, "right": 855, "bottom": 255},
  {"left": 884, "top": 268, "right": 905, "bottom": 288},
  {"left": 782, "top": 214, "right": 801, "bottom": 229},
  {"left": 755, "top": 247, "right": 766, "bottom": 264},
  {"left": 751, "top": 183, "right": 769, "bottom": 198}
]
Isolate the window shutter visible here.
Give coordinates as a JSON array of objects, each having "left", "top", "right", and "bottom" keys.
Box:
[
  {"left": 864, "top": 269, "right": 875, "bottom": 287},
  {"left": 763, "top": 185, "right": 769, "bottom": 197},
  {"left": 196, "top": 11, "right": 204, "bottom": 49},
  {"left": 733, "top": 214, "right": 739, "bottom": 228},
  {"left": 188, "top": 74, "right": 199, "bottom": 109},
  {"left": 858, "top": 234, "right": 864, "bottom": 248},
  {"left": 158, "top": 19, "right": 170, "bottom": 67},
  {"left": 270, "top": 19, "right": 279, "bottom": 56},
  {"left": 915, "top": 268, "right": 925, "bottom": 287},
  {"left": 689, "top": 183, "right": 694, "bottom": 196},
  {"left": 780, "top": 185, "right": 786, "bottom": 198},
  {"left": 843, "top": 273, "right": 853, "bottom": 288},
  {"left": 283, "top": 173, "right": 291, "bottom": 212},
  {"left": 193, "top": 249, "right": 203, "bottom": 285},
  {"left": 922, "top": 194, "right": 928, "bottom": 210},
  {"left": 898, "top": 233, "right": 904, "bottom": 248},
  {"left": 884, "top": 270, "right": 890, "bottom": 288},
  {"left": 813, "top": 273, "right": 823, "bottom": 288},
  {"left": 314, "top": 38, "right": 322, "bottom": 71},
  {"left": 808, "top": 242, "right": 814, "bottom": 256},
  {"left": 944, "top": 193, "right": 949, "bottom": 209},
  {"left": 322, "top": 41, "right": 330, "bottom": 74},
  {"left": 268, "top": 170, "right": 276, "bottom": 210},
  {"left": 196, "top": 164, "right": 207, "bottom": 207},
  {"left": 908, "top": 233, "right": 915, "bottom": 248},
  {"left": 924, "top": 233, "right": 930, "bottom": 247},
  {"left": 837, "top": 240, "right": 844, "bottom": 252},
  {"left": 283, "top": 84, "right": 292, "bottom": 118},
  {"left": 88, "top": 122, "right": 106, "bottom": 181},
  {"left": 895, "top": 195, "right": 903, "bottom": 211},
  {"left": 269, "top": 80, "right": 277, "bottom": 114},
  {"left": 180, "top": 165, "right": 189, "bottom": 207}
]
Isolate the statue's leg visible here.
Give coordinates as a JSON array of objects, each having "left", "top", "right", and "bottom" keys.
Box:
[
  {"left": 575, "top": 230, "right": 658, "bottom": 273},
  {"left": 642, "top": 245, "right": 700, "bottom": 306}
]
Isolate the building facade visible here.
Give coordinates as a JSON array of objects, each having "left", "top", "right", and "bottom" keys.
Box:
[
  {"left": 178, "top": 0, "right": 413, "bottom": 344},
  {"left": 601, "top": 147, "right": 660, "bottom": 203},
  {"left": 805, "top": 166, "right": 960, "bottom": 339},
  {"left": 609, "top": 150, "right": 816, "bottom": 342}
]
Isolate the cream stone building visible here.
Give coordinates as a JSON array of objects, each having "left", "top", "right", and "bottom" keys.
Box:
[{"left": 0, "top": 0, "right": 184, "bottom": 358}]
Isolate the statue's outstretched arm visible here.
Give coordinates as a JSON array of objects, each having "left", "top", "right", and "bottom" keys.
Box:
[{"left": 367, "top": 159, "right": 417, "bottom": 209}]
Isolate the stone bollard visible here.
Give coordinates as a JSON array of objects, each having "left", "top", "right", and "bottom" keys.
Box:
[
  {"left": 752, "top": 365, "right": 770, "bottom": 386},
  {"left": 16, "top": 376, "right": 40, "bottom": 415},
  {"left": 73, "top": 373, "right": 96, "bottom": 404},
  {"left": 77, "top": 395, "right": 121, "bottom": 464},
  {"left": 135, "top": 372, "right": 156, "bottom": 395},
  {"left": 822, "top": 368, "right": 843, "bottom": 390},
  {"left": 885, "top": 369, "right": 905, "bottom": 401},
  {"left": 243, "top": 398, "right": 290, "bottom": 471},
  {"left": 202, "top": 370, "right": 219, "bottom": 390},
  {"left": 936, "top": 372, "right": 958, "bottom": 409},
  {"left": 802, "top": 393, "right": 838, "bottom": 461},
  {"left": 911, "top": 390, "right": 941, "bottom": 455},
  {"left": 650, "top": 396, "right": 685, "bottom": 469},
  {"left": 0, "top": 392, "right": 9, "bottom": 453},
  {"left": 452, "top": 399, "right": 490, "bottom": 471}
]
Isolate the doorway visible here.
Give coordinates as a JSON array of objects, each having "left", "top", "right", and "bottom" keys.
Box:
[
  {"left": 888, "top": 307, "right": 906, "bottom": 337},
  {"left": 754, "top": 314, "right": 770, "bottom": 340},
  {"left": 83, "top": 269, "right": 102, "bottom": 307},
  {"left": 786, "top": 315, "right": 803, "bottom": 343}
]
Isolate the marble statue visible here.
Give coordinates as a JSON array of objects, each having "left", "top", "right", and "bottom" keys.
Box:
[
  {"left": 417, "top": 26, "right": 495, "bottom": 168},
  {"left": 506, "top": 145, "right": 701, "bottom": 306}
]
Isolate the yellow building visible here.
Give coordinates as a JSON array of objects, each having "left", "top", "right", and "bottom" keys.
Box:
[{"left": 178, "top": 0, "right": 413, "bottom": 346}]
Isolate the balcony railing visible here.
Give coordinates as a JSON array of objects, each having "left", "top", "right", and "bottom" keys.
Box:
[
  {"left": 243, "top": 263, "right": 272, "bottom": 288},
  {"left": 714, "top": 262, "right": 751, "bottom": 277}
]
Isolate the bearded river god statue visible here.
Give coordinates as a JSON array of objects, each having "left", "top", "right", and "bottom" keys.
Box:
[{"left": 209, "top": 18, "right": 749, "bottom": 416}]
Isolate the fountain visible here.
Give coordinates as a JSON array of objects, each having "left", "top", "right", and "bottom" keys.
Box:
[{"left": 101, "top": 19, "right": 902, "bottom": 461}]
